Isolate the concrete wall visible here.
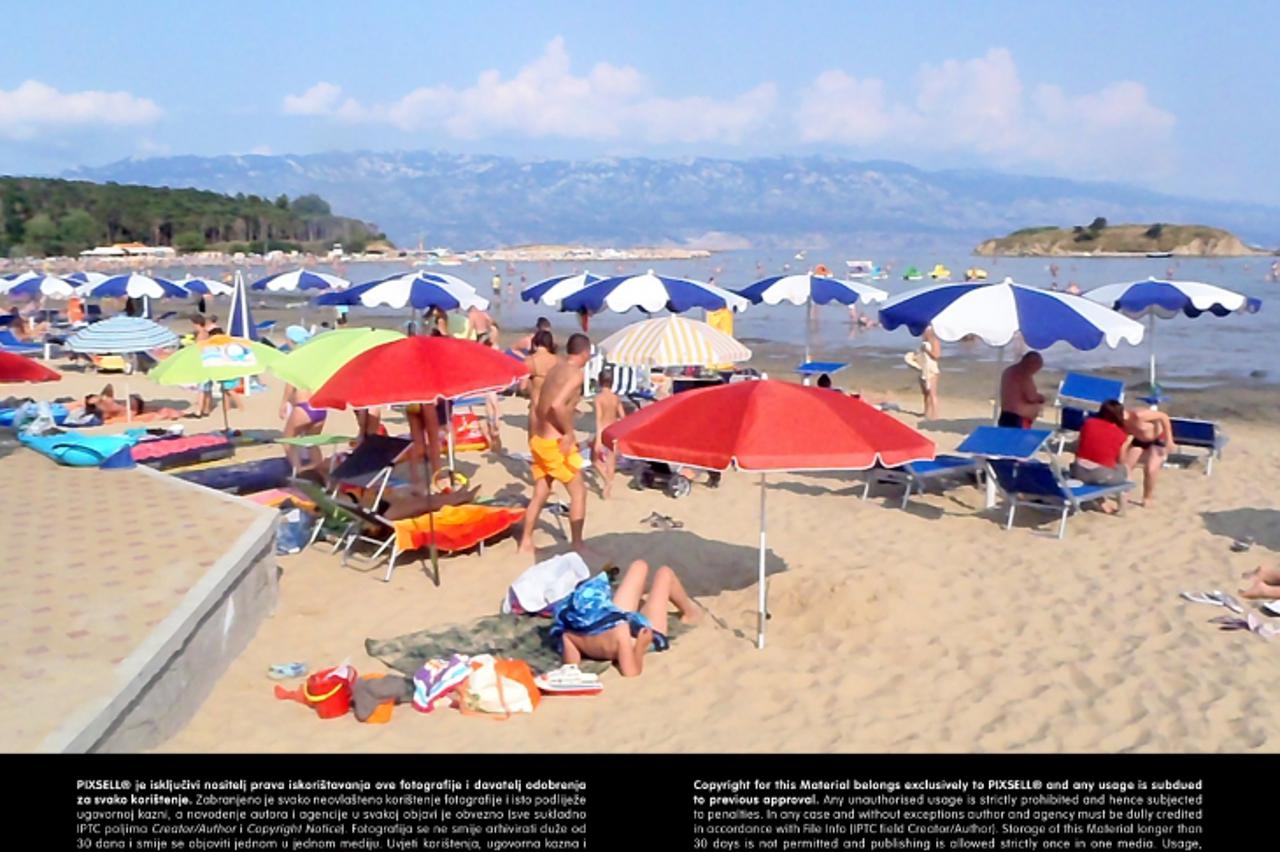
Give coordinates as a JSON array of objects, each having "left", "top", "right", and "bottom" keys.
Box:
[{"left": 41, "top": 470, "right": 279, "bottom": 753}]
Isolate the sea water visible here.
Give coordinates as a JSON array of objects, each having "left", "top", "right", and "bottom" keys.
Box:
[{"left": 169, "top": 240, "right": 1278, "bottom": 385}]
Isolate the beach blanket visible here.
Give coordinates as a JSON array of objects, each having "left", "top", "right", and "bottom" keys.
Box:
[
  {"left": 367, "top": 610, "right": 686, "bottom": 677},
  {"left": 130, "top": 432, "right": 234, "bottom": 469}
]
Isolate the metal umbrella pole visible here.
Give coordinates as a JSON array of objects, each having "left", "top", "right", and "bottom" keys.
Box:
[
  {"left": 1147, "top": 313, "right": 1158, "bottom": 389},
  {"left": 757, "top": 473, "right": 768, "bottom": 650}
]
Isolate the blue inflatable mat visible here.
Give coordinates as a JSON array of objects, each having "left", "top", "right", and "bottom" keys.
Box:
[
  {"left": 0, "top": 404, "right": 69, "bottom": 428},
  {"left": 174, "top": 456, "right": 292, "bottom": 495},
  {"left": 20, "top": 432, "right": 138, "bottom": 468}
]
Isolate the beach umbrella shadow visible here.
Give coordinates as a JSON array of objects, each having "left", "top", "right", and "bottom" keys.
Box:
[
  {"left": 1201, "top": 509, "right": 1280, "bottom": 552},
  {"left": 919, "top": 416, "right": 996, "bottom": 437},
  {"left": 766, "top": 478, "right": 864, "bottom": 499},
  {"left": 584, "top": 530, "right": 788, "bottom": 599}
]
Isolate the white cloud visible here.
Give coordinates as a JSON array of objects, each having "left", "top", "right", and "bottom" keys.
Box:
[
  {"left": 282, "top": 37, "right": 776, "bottom": 144},
  {"left": 0, "top": 80, "right": 162, "bottom": 140},
  {"left": 796, "top": 48, "right": 1175, "bottom": 178}
]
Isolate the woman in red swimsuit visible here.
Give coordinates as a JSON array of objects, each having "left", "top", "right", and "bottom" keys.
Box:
[{"left": 1070, "top": 399, "right": 1130, "bottom": 513}]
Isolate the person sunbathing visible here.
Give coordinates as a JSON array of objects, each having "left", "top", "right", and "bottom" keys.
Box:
[
  {"left": 1240, "top": 565, "right": 1280, "bottom": 600},
  {"left": 380, "top": 483, "right": 480, "bottom": 521},
  {"left": 85, "top": 385, "right": 182, "bottom": 422},
  {"left": 553, "top": 560, "right": 700, "bottom": 677}
]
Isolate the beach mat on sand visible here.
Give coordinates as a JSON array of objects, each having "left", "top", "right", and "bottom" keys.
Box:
[{"left": 366, "top": 614, "right": 686, "bottom": 677}]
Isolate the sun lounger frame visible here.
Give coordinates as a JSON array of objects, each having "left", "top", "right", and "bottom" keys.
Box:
[
  {"left": 1169, "top": 417, "right": 1228, "bottom": 476},
  {"left": 989, "top": 459, "right": 1134, "bottom": 539}
]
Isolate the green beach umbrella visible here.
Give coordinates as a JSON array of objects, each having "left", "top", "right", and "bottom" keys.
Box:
[
  {"left": 270, "top": 327, "right": 404, "bottom": 391},
  {"left": 150, "top": 334, "right": 283, "bottom": 430}
]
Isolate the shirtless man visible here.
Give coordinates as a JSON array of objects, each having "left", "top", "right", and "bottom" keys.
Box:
[
  {"left": 998, "top": 351, "right": 1046, "bottom": 428},
  {"left": 466, "top": 306, "right": 496, "bottom": 346},
  {"left": 518, "top": 332, "right": 592, "bottom": 554},
  {"left": 592, "top": 366, "right": 626, "bottom": 499},
  {"left": 1122, "top": 406, "right": 1176, "bottom": 506},
  {"left": 559, "top": 560, "right": 700, "bottom": 677}
]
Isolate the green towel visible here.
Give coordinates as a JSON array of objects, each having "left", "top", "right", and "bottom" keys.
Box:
[{"left": 366, "top": 613, "right": 685, "bottom": 676}]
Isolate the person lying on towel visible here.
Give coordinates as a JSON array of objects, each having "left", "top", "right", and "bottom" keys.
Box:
[
  {"left": 379, "top": 484, "right": 480, "bottom": 520},
  {"left": 84, "top": 385, "right": 184, "bottom": 423},
  {"left": 549, "top": 560, "right": 700, "bottom": 677}
]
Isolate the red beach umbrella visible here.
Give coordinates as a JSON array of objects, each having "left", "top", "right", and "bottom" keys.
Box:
[
  {"left": 0, "top": 351, "right": 61, "bottom": 383},
  {"left": 311, "top": 336, "right": 528, "bottom": 410},
  {"left": 310, "top": 336, "right": 529, "bottom": 583},
  {"left": 603, "top": 380, "right": 934, "bottom": 648}
]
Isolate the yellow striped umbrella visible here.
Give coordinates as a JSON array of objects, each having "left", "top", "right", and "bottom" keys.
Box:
[{"left": 597, "top": 315, "right": 751, "bottom": 367}]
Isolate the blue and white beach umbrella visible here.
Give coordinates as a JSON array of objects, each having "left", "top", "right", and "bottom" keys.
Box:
[
  {"left": 227, "top": 270, "right": 259, "bottom": 341},
  {"left": 1085, "top": 278, "right": 1262, "bottom": 387},
  {"left": 315, "top": 271, "right": 488, "bottom": 311},
  {"left": 0, "top": 271, "right": 37, "bottom": 293},
  {"left": 65, "top": 271, "right": 108, "bottom": 286},
  {"left": 84, "top": 273, "right": 188, "bottom": 300},
  {"left": 880, "top": 277, "right": 1144, "bottom": 350},
  {"left": 175, "top": 275, "right": 235, "bottom": 297},
  {"left": 65, "top": 315, "right": 179, "bottom": 353},
  {"left": 737, "top": 273, "right": 889, "bottom": 308},
  {"left": 737, "top": 272, "right": 890, "bottom": 361},
  {"left": 560, "top": 269, "right": 750, "bottom": 315},
  {"left": 521, "top": 271, "right": 603, "bottom": 307},
  {"left": 251, "top": 268, "right": 350, "bottom": 292},
  {"left": 4, "top": 274, "right": 76, "bottom": 299}
]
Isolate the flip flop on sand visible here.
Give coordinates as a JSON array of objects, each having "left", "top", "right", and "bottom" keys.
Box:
[
  {"left": 641, "top": 512, "right": 683, "bottom": 530},
  {"left": 535, "top": 665, "right": 603, "bottom": 695},
  {"left": 1230, "top": 537, "right": 1255, "bottom": 553},
  {"left": 1210, "top": 591, "right": 1246, "bottom": 614},
  {"left": 267, "top": 662, "right": 307, "bottom": 680},
  {"left": 1261, "top": 601, "right": 1280, "bottom": 618},
  {"left": 1180, "top": 591, "right": 1223, "bottom": 606},
  {"left": 1208, "top": 613, "right": 1278, "bottom": 639}
]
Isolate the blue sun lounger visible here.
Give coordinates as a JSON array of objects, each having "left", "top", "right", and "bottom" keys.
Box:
[
  {"left": 862, "top": 426, "right": 1052, "bottom": 508},
  {"left": 989, "top": 458, "right": 1134, "bottom": 539},
  {"left": 0, "top": 330, "right": 43, "bottom": 354},
  {"left": 1169, "top": 417, "right": 1228, "bottom": 476},
  {"left": 1052, "top": 372, "right": 1126, "bottom": 452}
]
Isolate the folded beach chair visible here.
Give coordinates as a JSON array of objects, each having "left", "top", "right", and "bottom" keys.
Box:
[
  {"left": 1052, "top": 372, "right": 1126, "bottom": 452},
  {"left": 862, "top": 426, "right": 1052, "bottom": 508},
  {"left": 1169, "top": 417, "right": 1228, "bottom": 476},
  {"left": 989, "top": 458, "right": 1134, "bottom": 539},
  {"left": 328, "top": 433, "right": 413, "bottom": 507}
]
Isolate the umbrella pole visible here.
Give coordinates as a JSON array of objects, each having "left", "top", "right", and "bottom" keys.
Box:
[
  {"left": 992, "top": 344, "right": 1006, "bottom": 423},
  {"left": 446, "top": 398, "right": 456, "bottom": 471},
  {"left": 1148, "top": 314, "right": 1157, "bottom": 390},
  {"left": 804, "top": 296, "right": 812, "bottom": 366},
  {"left": 426, "top": 463, "right": 440, "bottom": 586},
  {"left": 757, "top": 473, "right": 768, "bottom": 650}
]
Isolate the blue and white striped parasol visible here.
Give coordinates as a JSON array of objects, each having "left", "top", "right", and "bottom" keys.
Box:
[
  {"left": 737, "top": 273, "right": 889, "bottom": 308},
  {"left": 65, "top": 271, "right": 108, "bottom": 286},
  {"left": 65, "top": 315, "right": 179, "bottom": 353},
  {"left": 560, "top": 269, "right": 749, "bottom": 315},
  {"left": 227, "top": 270, "right": 259, "bottom": 340},
  {"left": 4, "top": 274, "right": 76, "bottom": 299},
  {"left": 521, "top": 271, "right": 603, "bottom": 307},
  {"left": 314, "top": 271, "right": 488, "bottom": 311},
  {"left": 1084, "top": 277, "right": 1262, "bottom": 387},
  {"left": 82, "top": 273, "right": 188, "bottom": 300},
  {"left": 251, "top": 268, "right": 350, "bottom": 292},
  {"left": 880, "top": 277, "right": 1144, "bottom": 350},
  {"left": 175, "top": 275, "right": 235, "bottom": 297},
  {"left": 737, "top": 271, "right": 890, "bottom": 361}
]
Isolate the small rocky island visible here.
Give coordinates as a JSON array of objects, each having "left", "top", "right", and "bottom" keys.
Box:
[{"left": 975, "top": 219, "right": 1266, "bottom": 257}]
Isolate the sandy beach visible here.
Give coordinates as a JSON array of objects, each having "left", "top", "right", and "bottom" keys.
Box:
[{"left": 10, "top": 323, "right": 1271, "bottom": 754}]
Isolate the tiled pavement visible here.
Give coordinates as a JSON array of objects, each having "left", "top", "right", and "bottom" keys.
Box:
[{"left": 0, "top": 442, "right": 263, "bottom": 751}]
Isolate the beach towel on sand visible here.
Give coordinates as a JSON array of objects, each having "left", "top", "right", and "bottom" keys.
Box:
[{"left": 366, "top": 610, "right": 686, "bottom": 677}]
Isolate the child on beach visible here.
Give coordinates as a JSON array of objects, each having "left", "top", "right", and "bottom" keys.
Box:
[{"left": 592, "top": 366, "right": 625, "bottom": 499}]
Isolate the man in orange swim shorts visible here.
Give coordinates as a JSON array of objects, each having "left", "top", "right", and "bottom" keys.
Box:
[{"left": 519, "top": 332, "right": 592, "bottom": 555}]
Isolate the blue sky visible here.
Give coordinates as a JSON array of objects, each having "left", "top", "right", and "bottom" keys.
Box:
[{"left": 2, "top": 1, "right": 1277, "bottom": 203}]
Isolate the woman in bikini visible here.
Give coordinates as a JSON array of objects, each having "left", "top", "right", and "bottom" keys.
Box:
[{"left": 280, "top": 383, "right": 328, "bottom": 471}]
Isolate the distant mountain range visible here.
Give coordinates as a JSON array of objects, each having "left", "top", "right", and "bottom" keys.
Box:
[{"left": 62, "top": 151, "right": 1280, "bottom": 250}]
